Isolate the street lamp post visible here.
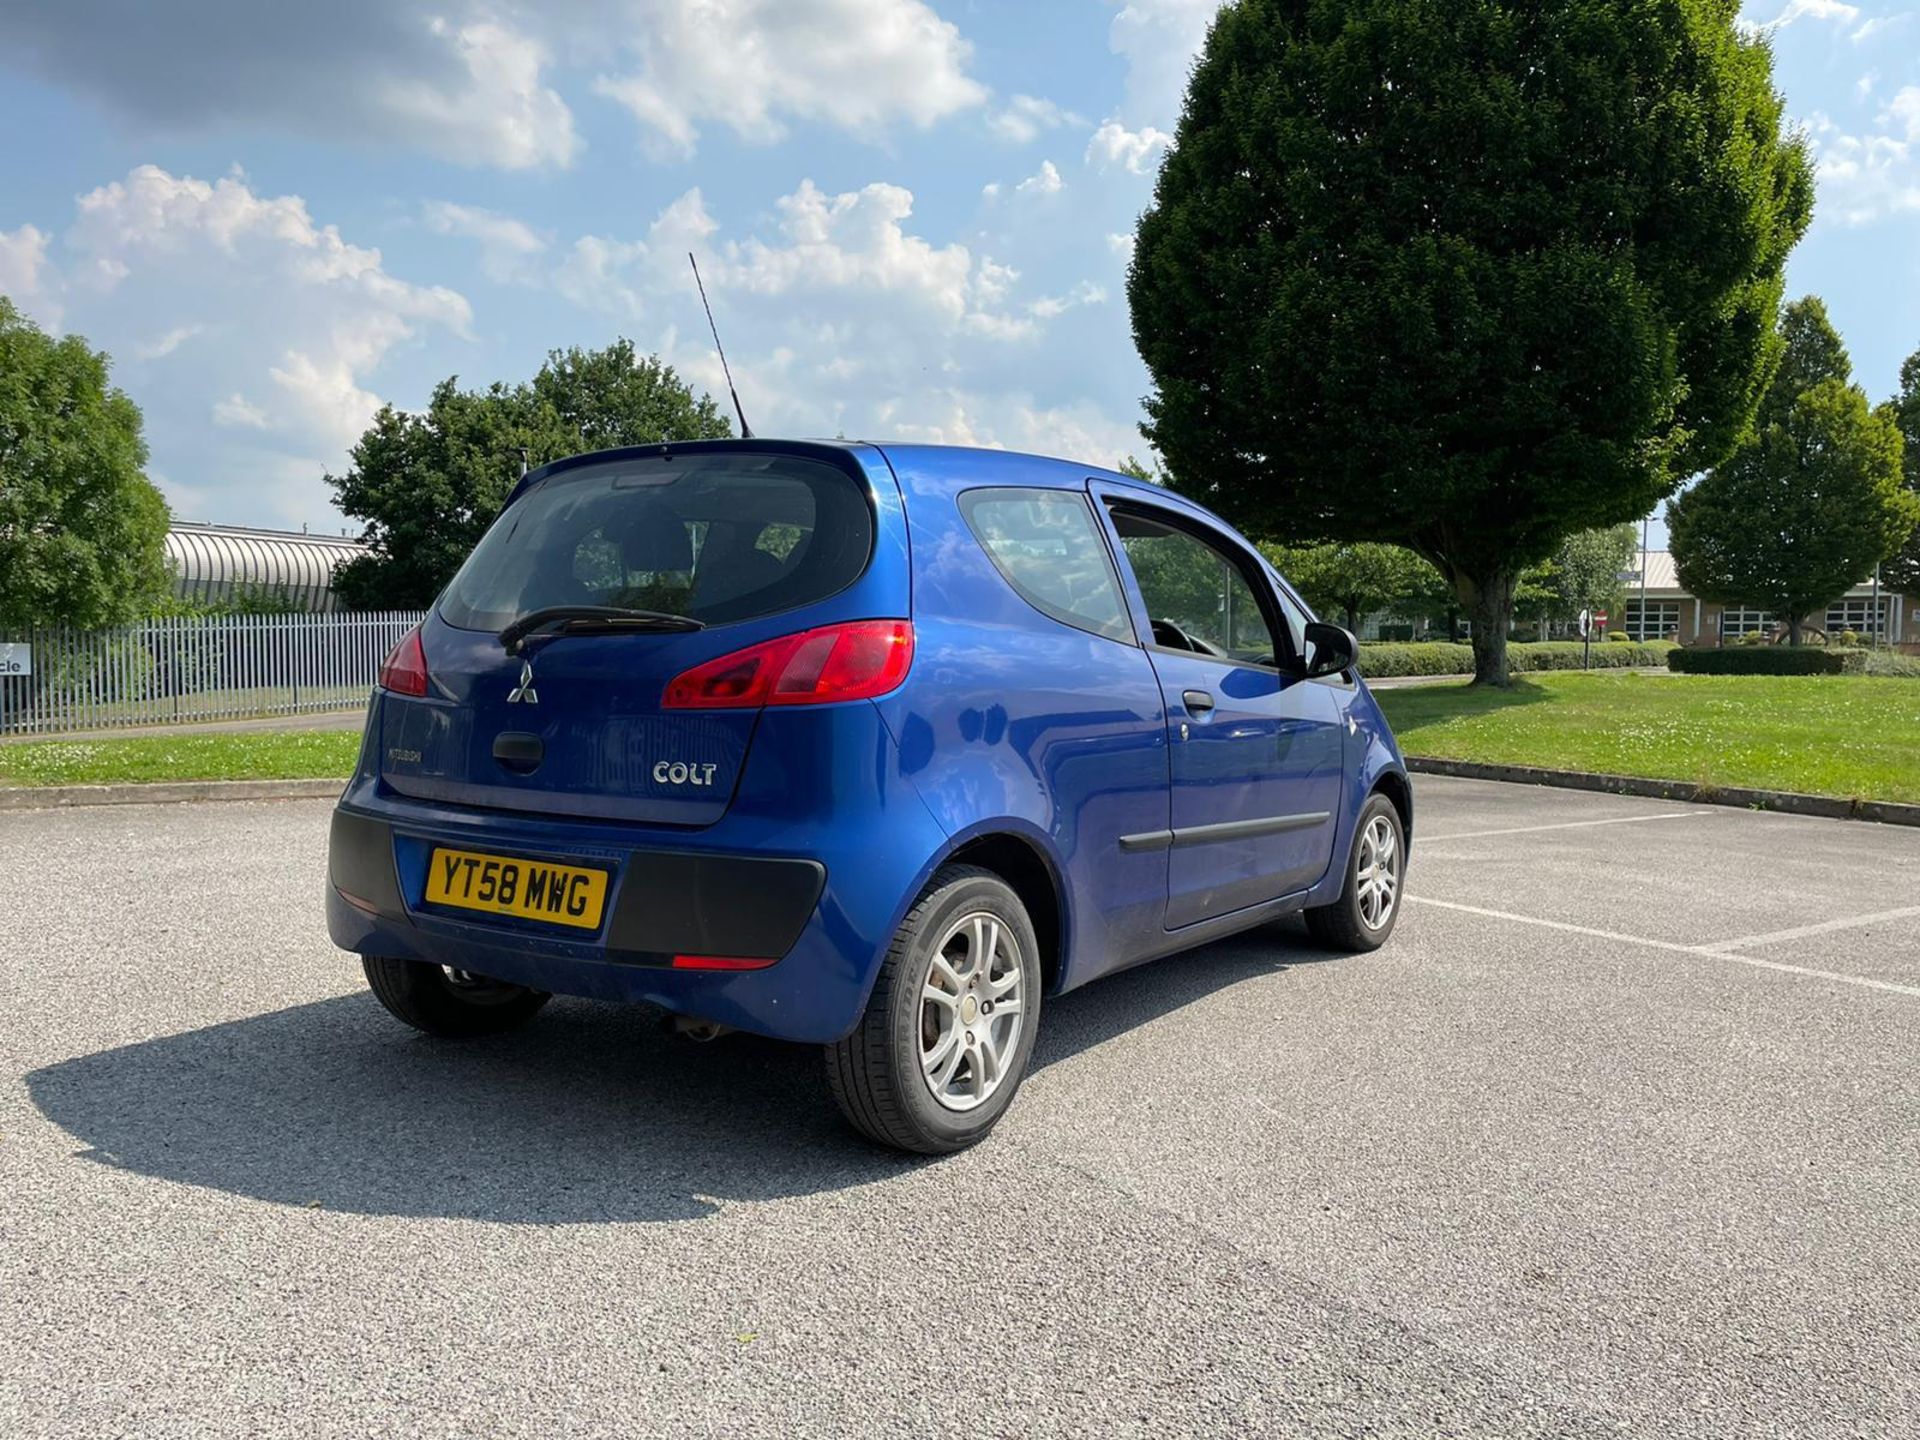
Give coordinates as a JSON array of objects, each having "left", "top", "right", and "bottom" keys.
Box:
[{"left": 1639, "top": 515, "right": 1650, "bottom": 642}]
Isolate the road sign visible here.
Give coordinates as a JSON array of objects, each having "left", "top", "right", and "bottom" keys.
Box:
[
  {"left": 0, "top": 642, "right": 30, "bottom": 677},
  {"left": 1595, "top": 610, "right": 1609, "bottom": 628},
  {"left": 1577, "top": 609, "right": 1593, "bottom": 639}
]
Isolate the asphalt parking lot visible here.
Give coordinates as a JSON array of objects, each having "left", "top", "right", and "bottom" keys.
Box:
[{"left": 3, "top": 776, "right": 1917, "bottom": 1438}]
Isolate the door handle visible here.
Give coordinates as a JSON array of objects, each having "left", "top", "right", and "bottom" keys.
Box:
[{"left": 1182, "top": 689, "right": 1216, "bottom": 717}]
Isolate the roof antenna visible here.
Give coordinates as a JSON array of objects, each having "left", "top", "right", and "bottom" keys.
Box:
[{"left": 689, "top": 252, "right": 752, "bottom": 439}]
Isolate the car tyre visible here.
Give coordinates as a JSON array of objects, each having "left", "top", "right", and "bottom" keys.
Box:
[
  {"left": 826, "top": 864, "right": 1042, "bottom": 1155},
  {"left": 1304, "top": 792, "right": 1406, "bottom": 953},
  {"left": 361, "top": 956, "right": 551, "bottom": 1037}
]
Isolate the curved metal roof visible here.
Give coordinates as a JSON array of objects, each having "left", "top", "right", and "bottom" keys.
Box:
[{"left": 166, "top": 523, "right": 367, "bottom": 611}]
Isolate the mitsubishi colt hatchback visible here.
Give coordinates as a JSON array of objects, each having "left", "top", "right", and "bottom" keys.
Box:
[{"left": 328, "top": 439, "right": 1411, "bottom": 1153}]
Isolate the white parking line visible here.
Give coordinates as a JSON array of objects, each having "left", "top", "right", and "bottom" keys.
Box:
[
  {"left": 1420, "top": 811, "right": 1707, "bottom": 843},
  {"left": 1698, "top": 904, "right": 1920, "bottom": 954},
  {"left": 1407, "top": 895, "right": 1920, "bottom": 1000}
]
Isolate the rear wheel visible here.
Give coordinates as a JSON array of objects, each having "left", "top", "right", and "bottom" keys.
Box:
[
  {"left": 361, "top": 956, "right": 551, "bottom": 1037},
  {"left": 826, "top": 865, "right": 1042, "bottom": 1154},
  {"left": 1304, "top": 793, "right": 1406, "bottom": 953}
]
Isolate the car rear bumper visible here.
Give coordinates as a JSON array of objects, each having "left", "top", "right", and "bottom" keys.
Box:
[{"left": 326, "top": 700, "right": 950, "bottom": 1045}]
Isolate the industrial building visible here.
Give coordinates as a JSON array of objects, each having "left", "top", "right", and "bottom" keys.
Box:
[{"left": 165, "top": 523, "right": 367, "bottom": 613}]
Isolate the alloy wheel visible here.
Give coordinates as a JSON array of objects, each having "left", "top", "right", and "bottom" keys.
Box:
[
  {"left": 918, "top": 910, "right": 1026, "bottom": 1112},
  {"left": 1356, "top": 814, "right": 1400, "bottom": 931}
]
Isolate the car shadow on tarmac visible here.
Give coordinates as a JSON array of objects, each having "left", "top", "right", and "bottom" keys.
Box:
[{"left": 26, "top": 922, "right": 1344, "bottom": 1224}]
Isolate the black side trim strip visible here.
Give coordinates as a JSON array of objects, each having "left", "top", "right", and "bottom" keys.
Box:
[
  {"left": 1169, "top": 812, "right": 1330, "bottom": 849},
  {"left": 1119, "top": 811, "right": 1331, "bottom": 855}
]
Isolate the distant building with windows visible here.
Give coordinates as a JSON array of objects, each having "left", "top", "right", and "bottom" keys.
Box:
[
  {"left": 1621, "top": 550, "right": 1915, "bottom": 652},
  {"left": 1350, "top": 549, "right": 1915, "bottom": 651},
  {"left": 165, "top": 522, "right": 367, "bottom": 613}
]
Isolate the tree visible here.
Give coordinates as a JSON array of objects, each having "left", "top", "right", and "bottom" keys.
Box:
[
  {"left": 1128, "top": 0, "right": 1812, "bottom": 684},
  {"left": 1552, "top": 524, "right": 1639, "bottom": 626},
  {"left": 328, "top": 341, "right": 730, "bottom": 610},
  {"left": 1261, "top": 542, "right": 1435, "bottom": 631},
  {"left": 1668, "top": 301, "right": 1916, "bottom": 644},
  {"left": 1880, "top": 348, "right": 1920, "bottom": 596},
  {"left": 0, "top": 298, "right": 170, "bottom": 629}
]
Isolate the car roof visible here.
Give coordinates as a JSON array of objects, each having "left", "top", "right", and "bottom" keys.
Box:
[{"left": 511, "top": 436, "right": 1212, "bottom": 524}]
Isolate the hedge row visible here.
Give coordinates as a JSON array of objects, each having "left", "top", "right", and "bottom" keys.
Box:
[
  {"left": 1355, "top": 640, "right": 1677, "bottom": 678},
  {"left": 1863, "top": 651, "right": 1920, "bottom": 678},
  {"left": 1667, "top": 646, "right": 1866, "bottom": 675}
]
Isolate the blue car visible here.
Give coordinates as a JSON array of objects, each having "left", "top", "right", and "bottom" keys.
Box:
[{"left": 328, "top": 439, "right": 1410, "bottom": 1152}]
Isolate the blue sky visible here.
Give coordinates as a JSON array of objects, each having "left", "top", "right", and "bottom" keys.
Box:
[{"left": 1, "top": 0, "right": 1916, "bottom": 538}]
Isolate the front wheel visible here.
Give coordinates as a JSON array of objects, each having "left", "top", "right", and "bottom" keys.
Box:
[
  {"left": 361, "top": 956, "right": 551, "bottom": 1037},
  {"left": 1304, "top": 793, "right": 1406, "bottom": 953},
  {"left": 826, "top": 865, "right": 1042, "bottom": 1154}
]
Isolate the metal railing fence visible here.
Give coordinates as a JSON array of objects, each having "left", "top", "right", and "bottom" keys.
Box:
[{"left": 0, "top": 611, "right": 427, "bottom": 736}]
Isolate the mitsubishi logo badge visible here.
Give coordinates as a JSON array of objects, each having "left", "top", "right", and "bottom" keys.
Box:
[{"left": 507, "top": 659, "right": 538, "bottom": 705}]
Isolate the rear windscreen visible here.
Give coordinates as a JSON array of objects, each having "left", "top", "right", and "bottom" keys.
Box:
[{"left": 438, "top": 453, "right": 874, "bottom": 632}]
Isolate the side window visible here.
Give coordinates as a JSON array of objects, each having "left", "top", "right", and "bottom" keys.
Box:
[
  {"left": 1109, "top": 507, "right": 1281, "bottom": 667},
  {"left": 960, "top": 489, "right": 1135, "bottom": 642}
]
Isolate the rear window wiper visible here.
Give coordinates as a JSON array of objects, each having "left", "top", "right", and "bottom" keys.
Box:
[{"left": 500, "top": 605, "right": 705, "bottom": 653}]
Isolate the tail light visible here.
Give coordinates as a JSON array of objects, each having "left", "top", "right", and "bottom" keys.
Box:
[
  {"left": 663, "top": 620, "right": 913, "bottom": 710},
  {"left": 672, "top": 954, "right": 779, "bottom": 971},
  {"left": 378, "top": 623, "right": 430, "bottom": 697}
]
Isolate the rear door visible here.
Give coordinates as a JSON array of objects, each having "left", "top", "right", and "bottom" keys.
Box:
[
  {"left": 1095, "top": 492, "right": 1345, "bottom": 929},
  {"left": 378, "top": 445, "right": 902, "bottom": 825}
]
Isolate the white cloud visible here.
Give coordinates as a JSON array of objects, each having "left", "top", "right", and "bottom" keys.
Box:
[
  {"left": 20, "top": 165, "right": 472, "bottom": 526},
  {"left": 988, "top": 94, "right": 1083, "bottom": 144},
  {"left": 589, "top": 0, "right": 987, "bottom": 156},
  {"left": 426, "top": 178, "right": 1142, "bottom": 465},
  {"left": 1850, "top": 12, "right": 1912, "bottom": 41},
  {"left": 554, "top": 235, "right": 653, "bottom": 321},
  {"left": 422, "top": 200, "right": 548, "bottom": 282},
  {"left": 1086, "top": 120, "right": 1172, "bottom": 175},
  {"left": 1027, "top": 281, "right": 1107, "bottom": 321},
  {"left": 1107, "top": 232, "right": 1137, "bottom": 260},
  {"left": 0, "top": 5, "right": 576, "bottom": 171},
  {"left": 212, "top": 393, "right": 270, "bottom": 429},
  {"left": 134, "top": 323, "right": 204, "bottom": 360},
  {"left": 1891, "top": 86, "right": 1920, "bottom": 139},
  {"left": 377, "top": 18, "right": 577, "bottom": 168},
  {"left": 1, "top": 1, "right": 987, "bottom": 169},
  {"left": 0, "top": 223, "right": 53, "bottom": 321},
  {"left": 1014, "top": 161, "right": 1066, "bottom": 197},
  {"left": 725, "top": 181, "right": 976, "bottom": 320},
  {"left": 1806, "top": 106, "right": 1920, "bottom": 224},
  {"left": 1106, "top": 0, "right": 1222, "bottom": 128},
  {"left": 1742, "top": 0, "right": 1861, "bottom": 32}
]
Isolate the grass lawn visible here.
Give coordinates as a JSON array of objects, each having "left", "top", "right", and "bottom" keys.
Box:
[
  {"left": 5, "top": 671, "right": 1918, "bottom": 803},
  {"left": 1375, "top": 670, "right": 1920, "bottom": 804},
  {"left": 0, "top": 729, "right": 362, "bottom": 787}
]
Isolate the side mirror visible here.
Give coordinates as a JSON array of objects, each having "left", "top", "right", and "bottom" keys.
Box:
[{"left": 1300, "top": 621, "right": 1357, "bottom": 680}]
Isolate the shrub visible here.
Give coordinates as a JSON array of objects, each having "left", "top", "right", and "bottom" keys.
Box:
[
  {"left": 1357, "top": 640, "right": 1676, "bottom": 678},
  {"left": 1861, "top": 650, "right": 1920, "bottom": 678},
  {"left": 1356, "top": 642, "right": 1477, "bottom": 677},
  {"left": 1667, "top": 646, "right": 1867, "bottom": 675},
  {"left": 1605, "top": 630, "right": 1630, "bottom": 643}
]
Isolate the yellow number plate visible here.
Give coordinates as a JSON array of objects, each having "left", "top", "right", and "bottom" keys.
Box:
[{"left": 424, "top": 848, "right": 609, "bottom": 931}]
